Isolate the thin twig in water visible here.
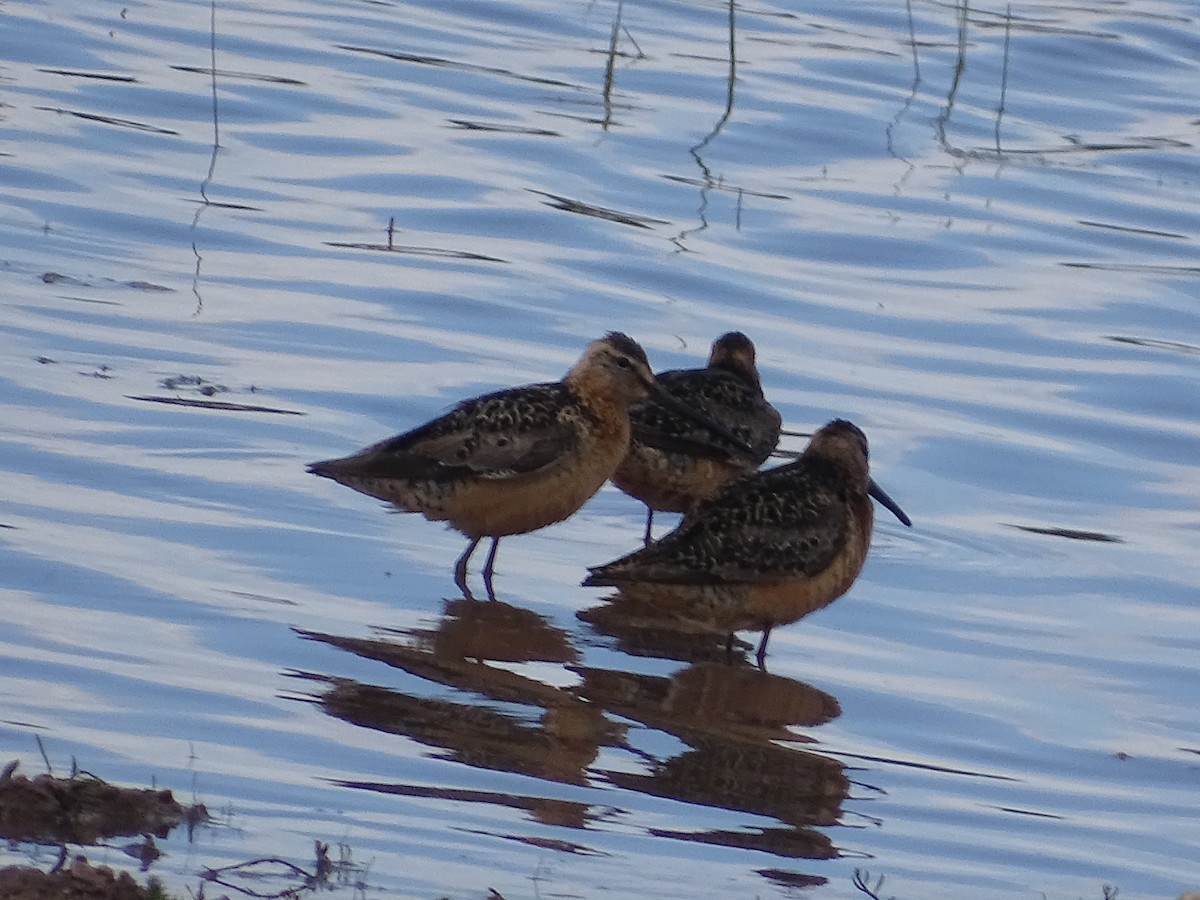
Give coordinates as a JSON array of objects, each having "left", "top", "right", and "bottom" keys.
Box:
[
  {"left": 620, "top": 25, "right": 643, "bottom": 58},
  {"left": 202, "top": 855, "right": 329, "bottom": 899},
  {"left": 886, "top": 0, "right": 922, "bottom": 164},
  {"left": 932, "top": 0, "right": 970, "bottom": 162},
  {"left": 600, "top": 0, "right": 623, "bottom": 131},
  {"left": 191, "top": 0, "right": 221, "bottom": 314},
  {"left": 671, "top": 0, "right": 736, "bottom": 251},
  {"left": 36, "top": 734, "right": 53, "bottom": 775},
  {"left": 995, "top": 4, "right": 1012, "bottom": 155},
  {"left": 852, "top": 868, "right": 894, "bottom": 900},
  {"left": 906, "top": 0, "right": 920, "bottom": 80},
  {"left": 204, "top": 0, "right": 220, "bottom": 170}
]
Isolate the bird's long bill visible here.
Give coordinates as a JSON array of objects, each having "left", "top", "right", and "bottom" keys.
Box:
[
  {"left": 646, "top": 381, "right": 755, "bottom": 456},
  {"left": 869, "top": 478, "right": 912, "bottom": 527}
]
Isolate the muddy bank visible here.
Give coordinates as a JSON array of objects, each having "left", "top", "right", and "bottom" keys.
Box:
[
  {"left": 0, "top": 761, "right": 198, "bottom": 846},
  {"left": 0, "top": 859, "right": 165, "bottom": 900}
]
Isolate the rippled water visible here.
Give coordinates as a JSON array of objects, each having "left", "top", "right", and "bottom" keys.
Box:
[{"left": 2, "top": 0, "right": 1198, "bottom": 897}]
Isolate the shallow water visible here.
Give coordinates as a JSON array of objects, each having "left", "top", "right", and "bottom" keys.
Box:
[{"left": 1, "top": 0, "right": 1198, "bottom": 897}]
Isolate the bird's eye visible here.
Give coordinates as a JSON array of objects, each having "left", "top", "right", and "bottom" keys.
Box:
[{"left": 614, "top": 355, "right": 632, "bottom": 369}]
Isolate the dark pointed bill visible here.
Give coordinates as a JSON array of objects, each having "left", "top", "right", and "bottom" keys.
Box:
[
  {"left": 645, "top": 380, "right": 755, "bottom": 456},
  {"left": 869, "top": 478, "right": 911, "bottom": 527}
]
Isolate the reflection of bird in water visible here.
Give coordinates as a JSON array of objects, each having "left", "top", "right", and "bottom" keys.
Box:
[
  {"left": 404, "top": 597, "right": 576, "bottom": 664},
  {"left": 307, "top": 672, "right": 613, "bottom": 790},
  {"left": 610, "top": 736, "right": 844, "bottom": 860},
  {"left": 573, "top": 661, "right": 840, "bottom": 743},
  {"left": 573, "top": 661, "right": 846, "bottom": 860},
  {"left": 296, "top": 627, "right": 620, "bottom": 790},
  {"left": 296, "top": 605, "right": 847, "bottom": 863},
  {"left": 579, "top": 596, "right": 754, "bottom": 664},
  {"left": 585, "top": 419, "right": 911, "bottom": 665},
  {"left": 611, "top": 331, "right": 781, "bottom": 546},
  {"left": 308, "top": 332, "right": 749, "bottom": 599}
]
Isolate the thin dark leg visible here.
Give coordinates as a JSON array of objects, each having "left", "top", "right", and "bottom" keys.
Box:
[
  {"left": 755, "top": 626, "right": 773, "bottom": 670},
  {"left": 481, "top": 537, "right": 501, "bottom": 601},
  {"left": 454, "top": 537, "right": 480, "bottom": 600},
  {"left": 724, "top": 632, "right": 735, "bottom": 658},
  {"left": 642, "top": 507, "right": 654, "bottom": 547}
]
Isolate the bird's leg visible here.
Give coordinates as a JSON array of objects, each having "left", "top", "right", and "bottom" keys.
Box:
[
  {"left": 455, "top": 537, "right": 481, "bottom": 600},
  {"left": 724, "top": 632, "right": 736, "bottom": 658},
  {"left": 642, "top": 508, "right": 654, "bottom": 548},
  {"left": 481, "top": 537, "right": 501, "bottom": 602},
  {"left": 755, "top": 626, "right": 773, "bottom": 670}
]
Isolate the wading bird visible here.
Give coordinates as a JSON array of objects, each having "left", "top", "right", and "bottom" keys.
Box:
[
  {"left": 611, "top": 331, "right": 782, "bottom": 546},
  {"left": 309, "top": 332, "right": 751, "bottom": 599},
  {"left": 584, "top": 419, "right": 910, "bottom": 666}
]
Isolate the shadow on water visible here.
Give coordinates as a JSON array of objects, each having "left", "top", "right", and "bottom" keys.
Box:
[{"left": 288, "top": 594, "right": 850, "bottom": 884}]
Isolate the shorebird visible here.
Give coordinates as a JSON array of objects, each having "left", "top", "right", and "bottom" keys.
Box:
[
  {"left": 583, "top": 419, "right": 911, "bottom": 666},
  {"left": 308, "top": 332, "right": 751, "bottom": 599},
  {"left": 612, "top": 331, "right": 782, "bottom": 546}
]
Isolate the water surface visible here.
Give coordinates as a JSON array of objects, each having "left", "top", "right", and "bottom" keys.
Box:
[{"left": 1, "top": 0, "right": 1198, "bottom": 898}]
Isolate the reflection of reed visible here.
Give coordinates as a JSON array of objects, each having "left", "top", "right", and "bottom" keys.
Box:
[
  {"left": 995, "top": 3, "right": 1012, "bottom": 156},
  {"left": 600, "top": 0, "right": 644, "bottom": 131},
  {"left": 885, "top": 0, "right": 922, "bottom": 166},
  {"left": 590, "top": 0, "right": 785, "bottom": 245},
  {"left": 930, "top": 0, "right": 975, "bottom": 166},
  {"left": 915, "top": 2, "right": 1166, "bottom": 165},
  {"left": 190, "top": 0, "right": 221, "bottom": 314},
  {"left": 672, "top": 0, "right": 738, "bottom": 251}
]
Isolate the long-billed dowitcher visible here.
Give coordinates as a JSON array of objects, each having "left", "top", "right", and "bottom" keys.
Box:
[
  {"left": 612, "top": 331, "right": 782, "bottom": 546},
  {"left": 308, "top": 332, "right": 751, "bottom": 599},
  {"left": 583, "top": 419, "right": 911, "bottom": 665}
]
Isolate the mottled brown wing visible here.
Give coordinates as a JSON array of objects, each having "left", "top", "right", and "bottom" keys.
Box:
[
  {"left": 695, "top": 459, "right": 849, "bottom": 581},
  {"left": 333, "top": 383, "right": 581, "bottom": 482},
  {"left": 631, "top": 368, "right": 780, "bottom": 464},
  {"left": 587, "top": 459, "right": 846, "bottom": 586}
]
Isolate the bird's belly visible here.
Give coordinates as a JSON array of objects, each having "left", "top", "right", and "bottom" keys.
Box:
[
  {"left": 612, "top": 447, "right": 748, "bottom": 513},
  {"left": 604, "top": 543, "right": 868, "bottom": 634},
  {"left": 442, "top": 463, "right": 614, "bottom": 538}
]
